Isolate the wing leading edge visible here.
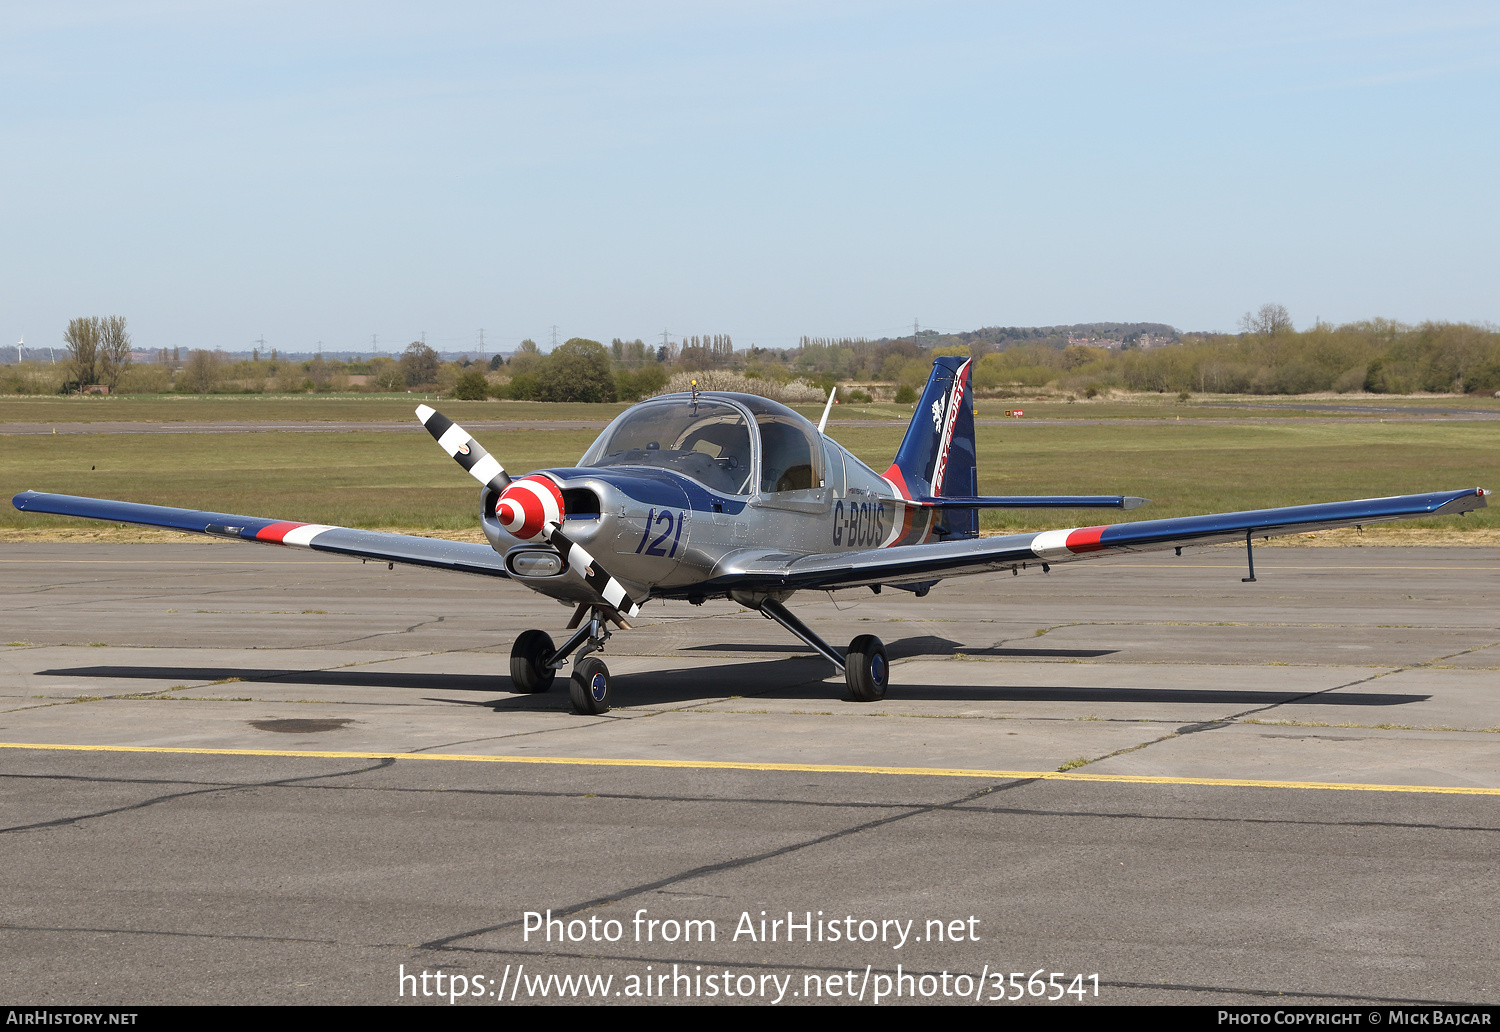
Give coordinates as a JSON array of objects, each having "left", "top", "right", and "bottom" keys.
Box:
[
  {"left": 700, "top": 487, "right": 1490, "bottom": 594},
  {"left": 11, "top": 491, "right": 510, "bottom": 578}
]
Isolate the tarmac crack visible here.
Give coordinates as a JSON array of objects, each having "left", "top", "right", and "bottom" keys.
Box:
[
  {"left": 416, "top": 778, "right": 1039, "bottom": 951},
  {"left": 1054, "top": 637, "right": 1500, "bottom": 772},
  {"left": 403, "top": 717, "right": 622, "bottom": 752},
  {"left": 3, "top": 650, "right": 471, "bottom": 712},
  {"left": 7, "top": 771, "right": 1496, "bottom": 832},
  {"left": 0, "top": 758, "right": 394, "bottom": 834},
  {"left": 316, "top": 614, "right": 461, "bottom": 649},
  {"left": 0, "top": 923, "right": 340, "bottom": 946}
]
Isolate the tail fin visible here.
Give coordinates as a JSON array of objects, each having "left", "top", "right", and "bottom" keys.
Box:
[{"left": 883, "top": 356, "right": 978, "bottom": 538}]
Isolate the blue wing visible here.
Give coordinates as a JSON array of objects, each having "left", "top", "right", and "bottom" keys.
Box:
[
  {"left": 11, "top": 491, "right": 509, "bottom": 578},
  {"left": 698, "top": 487, "right": 1490, "bottom": 594}
]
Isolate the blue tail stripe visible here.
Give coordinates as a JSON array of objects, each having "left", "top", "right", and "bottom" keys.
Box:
[{"left": 889, "top": 356, "right": 978, "bottom": 537}]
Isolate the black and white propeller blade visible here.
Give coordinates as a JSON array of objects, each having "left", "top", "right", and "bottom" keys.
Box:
[
  {"left": 416, "top": 404, "right": 511, "bottom": 493},
  {"left": 545, "top": 523, "right": 640, "bottom": 617},
  {"left": 415, "top": 405, "right": 642, "bottom": 618}
]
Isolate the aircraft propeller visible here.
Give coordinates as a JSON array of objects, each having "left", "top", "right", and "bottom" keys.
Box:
[
  {"left": 416, "top": 405, "right": 641, "bottom": 617},
  {"left": 415, "top": 404, "right": 511, "bottom": 494}
]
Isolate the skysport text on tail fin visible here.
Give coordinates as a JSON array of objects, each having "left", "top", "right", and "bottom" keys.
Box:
[
  {"left": 883, "top": 356, "right": 980, "bottom": 538},
  {"left": 879, "top": 356, "right": 1152, "bottom": 541}
]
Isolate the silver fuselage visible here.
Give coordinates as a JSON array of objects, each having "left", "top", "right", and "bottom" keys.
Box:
[{"left": 481, "top": 393, "right": 939, "bottom": 607}]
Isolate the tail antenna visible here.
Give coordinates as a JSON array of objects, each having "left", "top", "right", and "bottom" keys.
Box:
[{"left": 817, "top": 385, "right": 837, "bottom": 434}]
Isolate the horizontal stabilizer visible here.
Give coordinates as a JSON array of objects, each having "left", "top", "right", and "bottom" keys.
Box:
[{"left": 910, "top": 495, "right": 1149, "bottom": 510}]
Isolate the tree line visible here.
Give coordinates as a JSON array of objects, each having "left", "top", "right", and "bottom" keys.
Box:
[
  {"left": 969, "top": 318, "right": 1500, "bottom": 396},
  {"left": 5, "top": 313, "right": 1497, "bottom": 399}
]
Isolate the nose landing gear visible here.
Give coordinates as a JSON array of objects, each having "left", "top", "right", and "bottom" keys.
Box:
[
  {"left": 508, "top": 605, "right": 622, "bottom": 714},
  {"left": 570, "top": 656, "right": 613, "bottom": 715},
  {"left": 509, "top": 629, "right": 557, "bottom": 694}
]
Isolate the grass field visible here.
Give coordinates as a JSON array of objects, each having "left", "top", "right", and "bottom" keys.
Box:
[
  {"left": 0, "top": 394, "right": 633, "bottom": 424},
  {"left": 4, "top": 418, "right": 1495, "bottom": 540},
  {"left": 2, "top": 391, "right": 1495, "bottom": 425}
]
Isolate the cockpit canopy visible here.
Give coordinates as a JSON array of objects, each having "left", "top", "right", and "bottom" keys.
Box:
[{"left": 578, "top": 393, "right": 823, "bottom": 498}]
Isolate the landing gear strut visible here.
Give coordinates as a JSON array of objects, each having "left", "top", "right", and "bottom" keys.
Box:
[
  {"left": 750, "top": 596, "right": 889, "bottom": 703},
  {"left": 509, "top": 606, "right": 620, "bottom": 714}
]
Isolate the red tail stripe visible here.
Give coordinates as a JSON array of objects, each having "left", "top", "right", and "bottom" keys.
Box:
[
  {"left": 256, "top": 521, "right": 307, "bottom": 543},
  {"left": 1065, "top": 526, "right": 1109, "bottom": 553},
  {"left": 882, "top": 465, "right": 911, "bottom": 500}
]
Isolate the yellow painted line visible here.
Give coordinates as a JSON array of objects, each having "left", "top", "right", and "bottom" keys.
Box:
[{"left": 2, "top": 741, "right": 1497, "bottom": 796}]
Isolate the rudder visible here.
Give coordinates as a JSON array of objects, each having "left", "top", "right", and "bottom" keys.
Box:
[{"left": 883, "top": 356, "right": 978, "bottom": 538}]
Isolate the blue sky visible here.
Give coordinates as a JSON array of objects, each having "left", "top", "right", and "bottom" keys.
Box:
[{"left": 3, "top": 2, "right": 1497, "bottom": 355}]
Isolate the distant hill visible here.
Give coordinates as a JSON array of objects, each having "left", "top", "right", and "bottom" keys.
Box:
[{"left": 938, "top": 322, "right": 1180, "bottom": 350}]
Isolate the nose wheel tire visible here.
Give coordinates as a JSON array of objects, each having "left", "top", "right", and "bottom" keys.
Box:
[
  {"left": 845, "top": 634, "right": 889, "bottom": 702},
  {"left": 570, "top": 656, "right": 613, "bottom": 715},
  {"left": 510, "top": 629, "right": 557, "bottom": 694}
]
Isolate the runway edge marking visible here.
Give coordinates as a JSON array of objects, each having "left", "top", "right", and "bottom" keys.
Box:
[{"left": 2, "top": 741, "right": 1497, "bottom": 796}]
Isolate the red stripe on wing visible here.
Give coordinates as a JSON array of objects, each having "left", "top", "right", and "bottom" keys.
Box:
[
  {"left": 256, "top": 521, "right": 307, "bottom": 543},
  {"left": 1065, "top": 526, "right": 1109, "bottom": 553}
]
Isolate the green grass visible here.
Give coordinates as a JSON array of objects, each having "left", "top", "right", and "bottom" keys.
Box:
[
  {"left": 2, "top": 428, "right": 599, "bottom": 531},
  {"left": 3, "top": 416, "right": 1495, "bottom": 534},
  {"left": 6, "top": 390, "right": 1496, "bottom": 426},
  {"left": 830, "top": 420, "right": 1499, "bottom": 532},
  {"left": 798, "top": 393, "right": 1500, "bottom": 423},
  {"left": 0, "top": 394, "right": 635, "bottom": 424}
]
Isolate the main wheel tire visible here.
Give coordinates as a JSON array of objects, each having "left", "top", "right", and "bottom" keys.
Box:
[
  {"left": 570, "top": 656, "right": 612, "bottom": 715},
  {"left": 509, "top": 629, "right": 556, "bottom": 694},
  {"left": 845, "top": 634, "right": 889, "bottom": 702}
]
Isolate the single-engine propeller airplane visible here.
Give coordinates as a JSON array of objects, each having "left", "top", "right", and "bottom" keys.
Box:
[{"left": 13, "top": 358, "right": 1490, "bottom": 714}]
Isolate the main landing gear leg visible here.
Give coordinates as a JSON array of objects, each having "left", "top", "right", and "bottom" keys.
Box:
[
  {"left": 754, "top": 597, "right": 889, "bottom": 703},
  {"left": 509, "top": 607, "right": 619, "bottom": 714}
]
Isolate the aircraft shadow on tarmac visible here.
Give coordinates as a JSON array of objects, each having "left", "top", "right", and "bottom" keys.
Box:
[
  {"left": 39, "top": 661, "right": 1432, "bottom": 709},
  {"left": 680, "top": 635, "right": 1119, "bottom": 661}
]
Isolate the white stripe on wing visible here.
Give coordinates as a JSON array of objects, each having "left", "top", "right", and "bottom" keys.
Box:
[{"left": 282, "top": 524, "right": 337, "bottom": 547}]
